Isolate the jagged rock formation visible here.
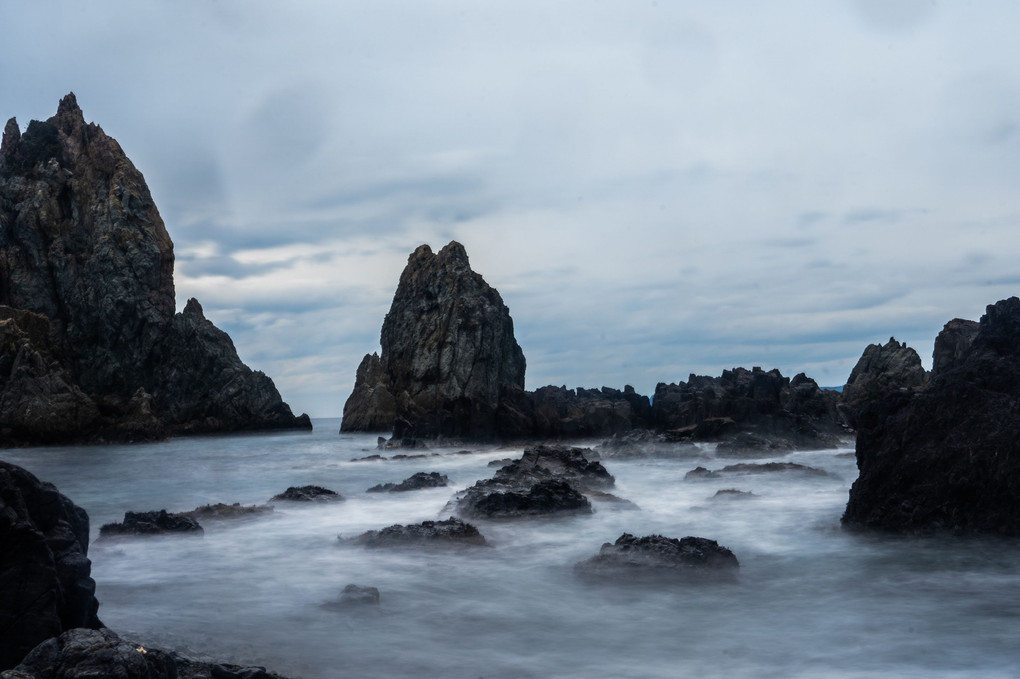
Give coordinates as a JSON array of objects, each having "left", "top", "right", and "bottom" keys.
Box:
[
  {"left": 98, "top": 509, "right": 204, "bottom": 538},
  {"left": 651, "top": 368, "right": 844, "bottom": 448},
  {"left": 837, "top": 337, "right": 928, "bottom": 429},
  {"left": 0, "top": 460, "right": 102, "bottom": 671},
  {"left": 843, "top": 297, "right": 1020, "bottom": 535},
  {"left": 351, "top": 517, "right": 487, "bottom": 547},
  {"left": 341, "top": 241, "right": 526, "bottom": 439},
  {"left": 0, "top": 94, "right": 309, "bottom": 444}
]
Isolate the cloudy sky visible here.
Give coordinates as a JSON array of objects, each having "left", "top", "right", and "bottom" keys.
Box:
[{"left": 3, "top": 1, "right": 1019, "bottom": 418}]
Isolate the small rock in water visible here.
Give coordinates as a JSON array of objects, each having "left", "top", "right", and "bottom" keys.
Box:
[
  {"left": 183, "top": 502, "right": 274, "bottom": 521},
  {"left": 575, "top": 533, "right": 739, "bottom": 581},
  {"left": 351, "top": 517, "right": 487, "bottom": 547},
  {"left": 711, "top": 488, "right": 756, "bottom": 500},
  {"left": 321, "top": 584, "right": 381, "bottom": 609},
  {"left": 99, "top": 509, "right": 204, "bottom": 537},
  {"left": 269, "top": 486, "right": 344, "bottom": 502},
  {"left": 366, "top": 471, "right": 450, "bottom": 493},
  {"left": 685, "top": 462, "right": 828, "bottom": 480}
]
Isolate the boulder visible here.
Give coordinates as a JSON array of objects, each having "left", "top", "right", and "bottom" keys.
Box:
[
  {"left": 838, "top": 337, "right": 928, "bottom": 429},
  {"left": 98, "top": 509, "right": 203, "bottom": 537},
  {"left": 269, "top": 486, "right": 344, "bottom": 502},
  {"left": 182, "top": 503, "right": 273, "bottom": 522},
  {"left": 685, "top": 462, "right": 828, "bottom": 480},
  {"left": 352, "top": 517, "right": 487, "bottom": 547},
  {"left": 366, "top": 471, "right": 449, "bottom": 493},
  {"left": 0, "top": 94, "right": 310, "bottom": 445},
  {"left": 843, "top": 297, "right": 1020, "bottom": 535},
  {"left": 340, "top": 241, "right": 526, "bottom": 440},
  {"left": 0, "top": 460, "right": 101, "bottom": 671},
  {"left": 574, "top": 533, "right": 739, "bottom": 580}
]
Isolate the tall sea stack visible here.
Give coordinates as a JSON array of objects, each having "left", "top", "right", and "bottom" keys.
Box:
[
  {"left": 0, "top": 93, "right": 310, "bottom": 444},
  {"left": 341, "top": 241, "right": 526, "bottom": 440}
]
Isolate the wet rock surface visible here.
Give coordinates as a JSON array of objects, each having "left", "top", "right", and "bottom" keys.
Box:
[
  {"left": 352, "top": 517, "right": 487, "bottom": 547},
  {"left": 0, "top": 460, "right": 101, "bottom": 670},
  {"left": 182, "top": 503, "right": 273, "bottom": 522},
  {"left": 269, "top": 486, "right": 344, "bottom": 502},
  {"left": 574, "top": 533, "right": 739, "bottom": 580},
  {"left": 685, "top": 462, "right": 829, "bottom": 480},
  {"left": 0, "top": 94, "right": 309, "bottom": 445},
  {"left": 844, "top": 297, "right": 1020, "bottom": 535},
  {"left": 99, "top": 509, "right": 204, "bottom": 537},
  {"left": 367, "top": 471, "right": 450, "bottom": 493}
]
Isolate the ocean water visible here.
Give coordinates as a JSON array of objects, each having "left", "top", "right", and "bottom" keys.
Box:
[{"left": 5, "top": 419, "right": 1020, "bottom": 678}]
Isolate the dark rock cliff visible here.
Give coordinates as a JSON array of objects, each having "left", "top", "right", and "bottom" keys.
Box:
[
  {"left": 0, "top": 94, "right": 309, "bottom": 444},
  {"left": 341, "top": 241, "right": 526, "bottom": 439},
  {"left": 843, "top": 297, "right": 1020, "bottom": 535},
  {"left": 0, "top": 460, "right": 101, "bottom": 671},
  {"left": 837, "top": 337, "right": 928, "bottom": 429}
]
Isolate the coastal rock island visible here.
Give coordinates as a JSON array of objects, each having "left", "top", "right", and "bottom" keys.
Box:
[
  {"left": 843, "top": 297, "right": 1020, "bottom": 535},
  {"left": 0, "top": 94, "right": 310, "bottom": 445}
]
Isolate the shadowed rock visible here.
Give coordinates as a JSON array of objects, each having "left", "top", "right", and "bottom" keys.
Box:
[
  {"left": 270, "top": 486, "right": 344, "bottom": 502},
  {"left": 0, "top": 461, "right": 101, "bottom": 671},
  {"left": 685, "top": 462, "right": 828, "bottom": 480},
  {"left": 352, "top": 517, "right": 487, "bottom": 547},
  {"left": 844, "top": 297, "right": 1020, "bottom": 535},
  {"left": 182, "top": 502, "right": 273, "bottom": 521},
  {"left": 0, "top": 94, "right": 309, "bottom": 445},
  {"left": 574, "top": 533, "right": 739, "bottom": 580},
  {"left": 838, "top": 337, "right": 928, "bottom": 429},
  {"left": 366, "top": 471, "right": 450, "bottom": 493},
  {"left": 99, "top": 510, "right": 203, "bottom": 537}
]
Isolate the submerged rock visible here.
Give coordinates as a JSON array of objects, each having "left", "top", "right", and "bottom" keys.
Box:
[
  {"left": 99, "top": 510, "right": 203, "bottom": 537},
  {"left": 0, "top": 460, "right": 101, "bottom": 671},
  {"left": 321, "top": 584, "right": 381, "bottom": 610},
  {"left": 844, "top": 297, "right": 1020, "bottom": 535},
  {"left": 270, "top": 486, "right": 344, "bottom": 502},
  {"left": 711, "top": 489, "right": 756, "bottom": 500},
  {"left": 352, "top": 517, "right": 487, "bottom": 547},
  {"left": 0, "top": 94, "right": 310, "bottom": 446},
  {"left": 574, "top": 533, "right": 739, "bottom": 580},
  {"left": 366, "top": 471, "right": 450, "bottom": 493}
]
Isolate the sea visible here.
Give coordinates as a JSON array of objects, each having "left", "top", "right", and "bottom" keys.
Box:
[{"left": 4, "top": 419, "right": 1020, "bottom": 678}]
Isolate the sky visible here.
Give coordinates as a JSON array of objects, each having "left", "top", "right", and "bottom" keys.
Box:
[{"left": 3, "top": 1, "right": 1020, "bottom": 418}]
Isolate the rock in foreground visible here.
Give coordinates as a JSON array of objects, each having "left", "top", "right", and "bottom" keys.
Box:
[
  {"left": 575, "top": 534, "right": 739, "bottom": 580},
  {"left": 844, "top": 297, "right": 1020, "bottom": 535},
  {"left": 0, "top": 461, "right": 101, "bottom": 670}
]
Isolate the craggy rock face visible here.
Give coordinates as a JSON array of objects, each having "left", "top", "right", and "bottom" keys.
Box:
[
  {"left": 838, "top": 337, "right": 928, "bottom": 429},
  {"left": 342, "top": 241, "right": 526, "bottom": 439},
  {"left": 843, "top": 297, "right": 1020, "bottom": 535},
  {"left": 0, "top": 94, "right": 309, "bottom": 443},
  {"left": 0, "top": 460, "right": 101, "bottom": 671}
]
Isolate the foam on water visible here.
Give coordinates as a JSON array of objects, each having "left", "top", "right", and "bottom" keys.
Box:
[{"left": 5, "top": 420, "right": 1020, "bottom": 678}]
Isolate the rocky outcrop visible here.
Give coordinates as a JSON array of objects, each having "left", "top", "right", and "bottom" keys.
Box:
[
  {"left": 0, "top": 94, "right": 309, "bottom": 445},
  {"left": 685, "top": 462, "right": 829, "bottom": 480},
  {"left": 351, "top": 517, "right": 487, "bottom": 547},
  {"left": 651, "top": 368, "right": 844, "bottom": 447},
  {"left": 574, "top": 534, "right": 739, "bottom": 580},
  {"left": 452, "top": 445, "right": 610, "bottom": 519},
  {"left": 3, "top": 627, "right": 293, "bottom": 679},
  {"left": 324, "top": 584, "right": 381, "bottom": 609},
  {"left": 0, "top": 460, "right": 101, "bottom": 671},
  {"left": 366, "top": 471, "right": 449, "bottom": 493},
  {"left": 931, "top": 318, "right": 980, "bottom": 374},
  {"left": 843, "top": 297, "right": 1020, "bottom": 535},
  {"left": 98, "top": 510, "right": 204, "bottom": 538},
  {"left": 838, "top": 337, "right": 928, "bottom": 429},
  {"left": 341, "top": 241, "right": 526, "bottom": 439},
  {"left": 269, "top": 486, "right": 344, "bottom": 502}
]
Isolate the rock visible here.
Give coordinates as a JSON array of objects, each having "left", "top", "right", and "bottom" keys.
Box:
[
  {"left": 843, "top": 297, "right": 1020, "bottom": 535},
  {"left": 352, "top": 517, "right": 487, "bottom": 547},
  {"left": 0, "top": 94, "right": 310, "bottom": 446},
  {"left": 0, "top": 460, "right": 101, "bottom": 671},
  {"left": 334, "top": 584, "right": 380, "bottom": 607},
  {"left": 711, "top": 489, "right": 756, "bottom": 500},
  {"left": 685, "top": 462, "right": 828, "bottom": 480},
  {"left": 99, "top": 509, "right": 204, "bottom": 537},
  {"left": 2, "top": 627, "right": 293, "bottom": 679},
  {"left": 838, "top": 337, "right": 928, "bottom": 429},
  {"left": 269, "top": 486, "right": 344, "bottom": 502},
  {"left": 931, "top": 318, "right": 981, "bottom": 374},
  {"left": 715, "top": 432, "right": 795, "bottom": 457},
  {"left": 651, "top": 368, "right": 844, "bottom": 448},
  {"left": 340, "top": 241, "right": 526, "bottom": 440},
  {"left": 574, "top": 533, "right": 739, "bottom": 580},
  {"left": 453, "top": 445, "right": 612, "bottom": 519},
  {"left": 182, "top": 503, "right": 273, "bottom": 521},
  {"left": 366, "top": 471, "right": 450, "bottom": 493},
  {"left": 522, "top": 384, "right": 652, "bottom": 439},
  {"left": 464, "top": 479, "right": 592, "bottom": 519}
]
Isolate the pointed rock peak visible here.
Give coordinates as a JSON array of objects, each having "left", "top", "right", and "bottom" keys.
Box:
[
  {"left": 183, "top": 298, "right": 205, "bottom": 318},
  {"left": 438, "top": 240, "right": 469, "bottom": 262},
  {"left": 1, "top": 117, "right": 19, "bottom": 157},
  {"left": 53, "top": 92, "right": 86, "bottom": 134},
  {"left": 57, "top": 92, "right": 82, "bottom": 118}
]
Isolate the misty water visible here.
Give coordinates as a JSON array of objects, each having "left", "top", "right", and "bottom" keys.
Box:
[{"left": 5, "top": 420, "right": 1020, "bottom": 678}]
